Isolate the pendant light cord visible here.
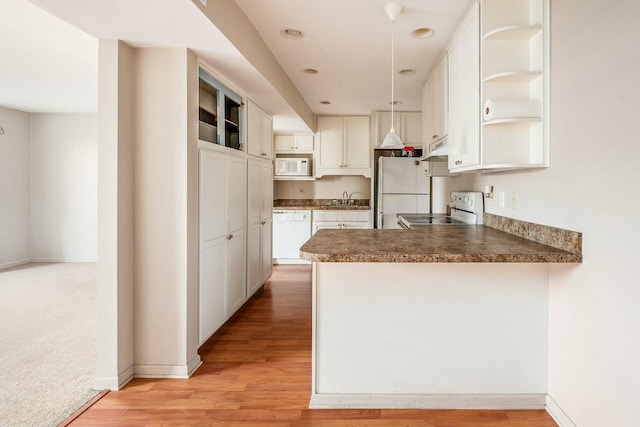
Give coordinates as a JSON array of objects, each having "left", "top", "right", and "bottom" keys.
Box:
[{"left": 390, "top": 18, "right": 395, "bottom": 131}]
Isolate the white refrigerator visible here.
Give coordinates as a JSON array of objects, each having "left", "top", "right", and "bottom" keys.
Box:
[{"left": 377, "top": 157, "right": 430, "bottom": 229}]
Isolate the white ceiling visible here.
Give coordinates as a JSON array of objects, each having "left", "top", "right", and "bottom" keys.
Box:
[
  {"left": 1, "top": 0, "right": 473, "bottom": 131},
  {"left": 234, "top": 0, "right": 474, "bottom": 115}
]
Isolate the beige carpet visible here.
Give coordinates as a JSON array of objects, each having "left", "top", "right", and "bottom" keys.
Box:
[{"left": 0, "top": 263, "right": 99, "bottom": 427}]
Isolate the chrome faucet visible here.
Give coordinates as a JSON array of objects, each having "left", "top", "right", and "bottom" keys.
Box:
[{"left": 342, "top": 191, "right": 349, "bottom": 205}]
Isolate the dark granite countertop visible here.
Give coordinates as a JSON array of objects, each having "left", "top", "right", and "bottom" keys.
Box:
[{"left": 299, "top": 226, "right": 582, "bottom": 263}]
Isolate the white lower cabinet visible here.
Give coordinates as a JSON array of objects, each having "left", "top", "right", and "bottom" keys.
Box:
[
  {"left": 312, "top": 210, "right": 372, "bottom": 234},
  {"left": 261, "top": 217, "right": 273, "bottom": 283},
  {"left": 198, "top": 147, "right": 247, "bottom": 346},
  {"left": 199, "top": 238, "right": 226, "bottom": 344},
  {"left": 225, "top": 227, "right": 246, "bottom": 315}
]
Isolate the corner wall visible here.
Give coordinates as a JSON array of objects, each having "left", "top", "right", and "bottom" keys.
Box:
[
  {"left": 0, "top": 107, "right": 31, "bottom": 269},
  {"left": 132, "top": 47, "right": 200, "bottom": 377},
  {"left": 95, "top": 39, "right": 135, "bottom": 390}
]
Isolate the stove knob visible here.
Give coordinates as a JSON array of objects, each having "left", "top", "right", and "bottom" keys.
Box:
[{"left": 467, "top": 199, "right": 472, "bottom": 206}]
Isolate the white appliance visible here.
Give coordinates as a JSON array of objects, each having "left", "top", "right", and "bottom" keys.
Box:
[
  {"left": 272, "top": 210, "right": 311, "bottom": 264},
  {"left": 377, "top": 157, "right": 430, "bottom": 229},
  {"left": 397, "top": 191, "right": 484, "bottom": 228},
  {"left": 275, "top": 157, "right": 310, "bottom": 176},
  {"left": 449, "top": 191, "right": 484, "bottom": 224},
  {"left": 421, "top": 138, "right": 449, "bottom": 162}
]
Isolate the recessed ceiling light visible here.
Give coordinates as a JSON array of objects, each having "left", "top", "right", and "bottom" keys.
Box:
[
  {"left": 399, "top": 69, "right": 416, "bottom": 76},
  {"left": 303, "top": 68, "right": 318, "bottom": 74},
  {"left": 389, "top": 101, "right": 402, "bottom": 105},
  {"left": 412, "top": 28, "right": 434, "bottom": 39},
  {"left": 280, "top": 28, "right": 305, "bottom": 39},
  {"left": 319, "top": 101, "right": 331, "bottom": 105}
]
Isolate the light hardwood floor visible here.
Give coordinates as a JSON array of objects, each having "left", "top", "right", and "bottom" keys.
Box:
[{"left": 71, "top": 265, "right": 557, "bottom": 426}]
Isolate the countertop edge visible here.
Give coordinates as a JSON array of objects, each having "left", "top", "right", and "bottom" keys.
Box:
[{"left": 299, "top": 251, "right": 582, "bottom": 263}]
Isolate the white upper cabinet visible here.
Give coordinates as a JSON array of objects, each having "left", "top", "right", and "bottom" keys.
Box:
[
  {"left": 426, "top": 56, "right": 448, "bottom": 145},
  {"left": 247, "top": 99, "right": 273, "bottom": 159},
  {"left": 402, "top": 112, "right": 423, "bottom": 148},
  {"left": 449, "top": 1, "right": 480, "bottom": 171},
  {"left": 274, "top": 135, "right": 314, "bottom": 153},
  {"left": 315, "top": 116, "right": 371, "bottom": 177},
  {"left": 376, "top": 111, "right": 422, "bottom": 148},
  {"left": 480, "top": 0, "right": 548, "bottom": 169},
  {"left": 198, "top": 68, "right": 242, "bottom": 151}
]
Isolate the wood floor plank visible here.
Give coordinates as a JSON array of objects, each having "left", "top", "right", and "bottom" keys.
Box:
[{"left": 71, "top": 265, "right": 556, "bottom": 426}]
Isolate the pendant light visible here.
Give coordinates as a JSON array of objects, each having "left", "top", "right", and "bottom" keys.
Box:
[{"left": 380, "top": 2, "right": 404, "bottom": 149}]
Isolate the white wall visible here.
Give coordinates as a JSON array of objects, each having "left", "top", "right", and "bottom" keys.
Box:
[
  {"left": 0, "top": 106, "right": 31, "bottom": 268},
  {"left": 275, "top": 176, "right": 371, "bottom": 200},
  {"left": 133, "top": 47, "right": 200, "bottom": 378},
  {"left": 461, "top": 1, "right": 640, "bottom": 425},
  {"left": 30, "top": 113, "right": 97, "bottom": 261}
]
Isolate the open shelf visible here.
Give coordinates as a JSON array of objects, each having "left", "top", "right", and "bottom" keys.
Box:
[
  {"left": 483, "top": 24, "right": 542, "bottom": 40},
  {"left": 483, "top": 71, "right": 542, "bottom": 83}
]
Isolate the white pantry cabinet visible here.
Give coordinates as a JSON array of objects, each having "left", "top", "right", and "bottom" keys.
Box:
[
  {"left": 448, "top": 1, "right": 481, "bottom": 171},
  {"left": 315, "top": 116, "right": 371, "bottom": 177},
  {"left": 246, "top": 99, "right": 273, "bottom": 159},
  {"left": 198, "top": 147, "right": 247, "bottom": 346},
  {"left": 247, "top": 158, "right": 273, "bottom": 297},
  {"left": 375, "top": 111, "right": 423, "bottom": 148},
  {"left": 274, "top": 135, "right": 314, "bottom": 153}
]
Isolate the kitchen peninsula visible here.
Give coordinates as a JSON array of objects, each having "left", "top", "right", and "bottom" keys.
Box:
[{"left": 300, "top": 215, "right": 581, "bottom": 410}]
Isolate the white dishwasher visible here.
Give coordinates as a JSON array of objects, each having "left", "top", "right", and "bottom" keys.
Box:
[{"left": 272, "top": 210, "right": 312, "bottom": 264}]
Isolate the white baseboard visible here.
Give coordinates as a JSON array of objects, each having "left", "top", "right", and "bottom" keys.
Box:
[
  {"left": 309, "top": 393, "right": 547, "bottom": 410},
  {"left": 546, "top": 394, "right": 577, "bottom": 427},
  {"left": 1, "top": 258, "right": 97, "bottom": 270},
  {"left": 30, "top": 257, "right": 97, "bottom": 263},
  {"left": 93, "top": 365, "right": 134, "bottom": 391},
  {"left": 273, "top": 258, "right": 311, "bottom": 265},
  {"left": 0, "top": 258, "right": 31, "bottom": 270},
  {"left": 134, "top": 354, "right": 202, "bottom": 379}
]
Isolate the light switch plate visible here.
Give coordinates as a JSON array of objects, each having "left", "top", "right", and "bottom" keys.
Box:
[{"left": 499, "top": 192, "right": 505, "bottom": 208}]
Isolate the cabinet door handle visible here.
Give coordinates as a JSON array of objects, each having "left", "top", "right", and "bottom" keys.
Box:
[
  {"left": 261, "top": 221, "right": 266, "bottom": 225},
  {"left": 227, "top": 234, "right": 233, "bottom": 240},
  {"left": 432, "top": 134, "right": 438, "bottom": 139}
]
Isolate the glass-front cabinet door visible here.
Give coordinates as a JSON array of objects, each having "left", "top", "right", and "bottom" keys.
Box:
[
  {"left": 199, "top": 67, "right": 243, "bottom": 151},
  {"left": 224, "top": 95, "right": 241, "bottom": 150}
]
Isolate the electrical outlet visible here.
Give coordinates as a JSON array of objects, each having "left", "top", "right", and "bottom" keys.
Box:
[
  {"left": 499, "top": 192, "right": 505, "bottom": 208},
  {"left": 298, "top": 187, "right": 305, "bottom": 194},
  {"left": 511, "top": 191, "right": 518, "bottom": 210}
]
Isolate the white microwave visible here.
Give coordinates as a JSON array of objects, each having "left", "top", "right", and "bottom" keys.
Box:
[{"left": 275, "top": 157, "right": 310, "bottom": 176}]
